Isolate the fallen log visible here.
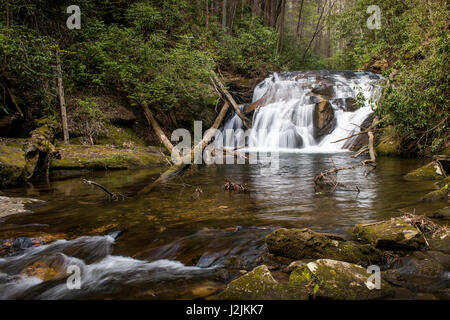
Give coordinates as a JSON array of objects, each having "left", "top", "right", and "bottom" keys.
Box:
[
  {"left": 211, "top": 75, "right": 250, "bottom": 128},
  {"left": 141, "top": 103, "right": 174, "bottom": 154},
  {"left": 138, "top": 101, "right": 231, "bottom": 195}
]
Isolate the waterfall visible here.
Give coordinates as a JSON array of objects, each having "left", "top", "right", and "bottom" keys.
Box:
[{"left": 221, "top": 70, "right": 384, "bottom": 153}]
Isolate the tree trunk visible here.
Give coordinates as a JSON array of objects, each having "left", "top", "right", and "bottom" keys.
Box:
[
  {"left": 296, "top": 0, "right": 305, "bottom": 40},
  {"left": 141, "top": 103, "right": 174, "bottom": 154},
  {"left": 56, "top": 53, "right": 69, "bottom": 144},
  {"left": 211, "top": 75, "right": 250, "bottom": 128},
  {"left": 222, "top": 0, "right": 227, "bottom": 32},
  {"left": 138, "top": 101, "right": 231, "bottom": 195}
]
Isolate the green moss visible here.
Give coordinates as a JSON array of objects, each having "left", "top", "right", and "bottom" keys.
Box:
[
  {"left": 422, "top": 184, "right": 448, "bottom": 202},
  {"left": 51, "top": 145, "right": 163, "bottom": 170},
  {"left": 97, "top": 124, "right": 145, "bottom": 147},
  {"left": 0, "top": 145, "right": 27, "bottom": 188},
  {"left": 265, "top": 228, "right": 383, "bottom": 266},
  {"left": 404, "top": 161, "right": 446, "bottom": 181},
  {"left": 353, "top": 218, "right": 425, "bottom": 250},
  {"left": 375, "top": 127, "right": 401, "bottom": 156}
]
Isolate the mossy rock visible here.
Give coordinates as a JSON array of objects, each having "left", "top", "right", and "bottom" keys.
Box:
[
  {"left": 97, "top": 124, "right": 145, "bottom": 147},
  {"left": 430, "top": 207, "right": 450, "bottom": 220},
  {"left": 289, "top": 259, "right": 394, "bottom": 300},
  {"left": 51, "top": 145, "right": 164, "bottom": 170},
  {"left": 353, "top": 217, "right": 425, "bottom": 250},
  {"left": 404, "top": 161, "right": 446, "bottom": 181},
  {"left": 0, "top": 145, "right": 27, "bottom": 189},
  {"left": 428, "top": 228, "right": 450, "bottom": 253},
  {"left": 421, "top": 184, "right": 448, "bottom": 202},
  {"left": 265, "top": 228, "right": 383, "bottom": 266},
  {"left": 218, "top": 265, "right": 309, "bottom": 300},
  {"left": 375, "top": 127, "right": 401, "bottom": 156}
]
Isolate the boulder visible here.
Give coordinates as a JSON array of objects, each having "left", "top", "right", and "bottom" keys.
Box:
[
  {"left": 384, "top": 251, "right": 450, "bottom": 293},
  {"left": 0, "top": 145, "right": 27, "bottom": 189},
  {"left": 353, "top": 217, "right": 425, "bottom": 250},
  {"left": 375, "top": 127, "right": 401, "bottom": 156},
  {"left": 421, "top": 184, "right": 448, "bottom": 202},
  {"left": 430, "top": 207, "right": 450, "bottom": 220},
  {"left": 404, "top": 161, "right": 446, "bottom": 181},
  {"left": 428, "top": 228, "right": 450, "bottom": 253},
  {"left": 0, "top": 196, "right": 44, "bottom": 219},
  {"left": 265, "top": 228, "right": 383, "bottom": 266},
  {"left": 218, "top": 265, "right": 307, "bottom": 300},
  {"left": 313, "top": 100, "right": 336, "bottom": 139},
  {"left": 289, "top": 259, "right": 394, "bottom": 300},
  {"left": 311, "top": 83, "right": 335, "bottom": 98}
]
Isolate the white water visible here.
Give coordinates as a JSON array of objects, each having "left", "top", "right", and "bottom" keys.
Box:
[{"left": 221, "top": 71, "right": 384, "bottom": 153}]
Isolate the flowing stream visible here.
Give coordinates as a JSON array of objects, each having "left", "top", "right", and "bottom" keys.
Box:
[{"left": 0, "top": 71, "right": 445, "bottom": 300}]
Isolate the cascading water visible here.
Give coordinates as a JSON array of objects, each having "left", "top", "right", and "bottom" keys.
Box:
[{"left": 221, "top": 70, "right": 384, "bottom": 153}]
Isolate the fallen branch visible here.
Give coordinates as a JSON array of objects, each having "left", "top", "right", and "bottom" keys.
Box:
[
  {"left": 138, "top": 101, "right": 231, "bottom": 195},
  {"left": 211, "top": 75, "right": 250, "bottom": 128},
  {"left": 224, "top": 179, "right": 249, "bottom": 193},
  {"left": 82, "top": 179, "right": 124, "bottom": 200}
]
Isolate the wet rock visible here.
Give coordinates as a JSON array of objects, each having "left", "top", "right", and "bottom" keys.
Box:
[
  {"left": 218, "top": 265, "right": 308, "bottom": 300},
  {"left": 353, "top": 217, "right": 425, "bottom": 251},
  {"left": 404, "top": 161, "right": 446, "bottom": 181},
  {"left": 289, "top": 259, "right": 394, "bottom": 300},
  {"left": 421, "top": 184, "right": 448, "bottom": 202},
  {"left": 13, "top": 237, "right": 33, "bottom": 250},
  {"left": 265, "top": 228, "right": 383, "bottom": 266},
  {"left": 313, "top": 100, "right": 337, "bottom": 139},
  {"left": 384, "top": 251, "right": 449, "bottom": 293},
  {"left": 0, "top": 233, "right": 64, "bottom": 256},
  {"left": 311, "top": 83, "right": 335, "bottom": 98},
  {"left": 435, "top": 176, "right": 450, "bottom": 189},
  {"left": 0, "top": 145, "right": 27, "bottom": 189},
  {"left": 430, "top": 207, "right": 450, "bottom": 220},
  {"left": 0, "top": 196, "right": 45, "bottom": 219},
  {"left": 429, "top": 228, "right": 450, "bottom": 253}
]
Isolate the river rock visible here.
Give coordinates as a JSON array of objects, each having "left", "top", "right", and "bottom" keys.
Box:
[
  {"left": 0, "top": 145, "right": 27, "bottom": 189},
  {"left": 289, "top": 259, "right": 394, "bottom": 300},
  {"left": 313, "top": 100, "right": 336, "bottom": 139},
  {"left": 428, "top": 228, "right": 450, "bottom": 253},
  {"left": 265, "top": 228, "right": 383, "bottom": 266},
  {"left": 384, "top": 251, "right": 449, "bottom": 293},
  {"left": 218, "top": 265, "right": 307, "bottom": 300},
  {"left": 421, "top": 184, "right": 448, "bottom": 202},
  {"left": 0, "top": 196, "right": 44, "bottom": 219},
  {"left": 311, "top": 83, "right": 335, "bottom": 98},
  {"left": 430, "top": 207, "right": 450, "bottom": 220},
  {"left": 353, "top": 217, "right": 425, "bottom": 250},
  {"left": 404, "top": 161, "right": 446, "bottom": 181}
]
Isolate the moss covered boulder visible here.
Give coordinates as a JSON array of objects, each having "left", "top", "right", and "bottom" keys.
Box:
[
  {"left": 353, "top": 217, "right": 425, "bottom": 250},
  {"left": 265, "top": 228, "right": 383, "bottom": 266},
  {"left": 404, "top": 161, "right": 446, "bottom": 181},
  {"left": 0, "top": 145, "right": 27, "bottom": 189},
  {"left": 422, "top": 184, "right": 448, "bottom": 202},
  {"left": 430, "top": 207, "right": 450, "bottom": 220},
  {"left": 218, "top": 265, "right": 308, "bottom": 300},
  {"left": 51, "top": 145, "right": 164, "bottom": 170},
  {"left": 375, "top": 127, "right": 401, "bottom": 156},
  {"left": 289, "top": 259, "right": 394, "bottom": 300}
]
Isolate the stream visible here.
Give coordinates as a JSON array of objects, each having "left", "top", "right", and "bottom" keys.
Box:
[{"left": 0, "top": 154, "right": 441, "bottom": 299}]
